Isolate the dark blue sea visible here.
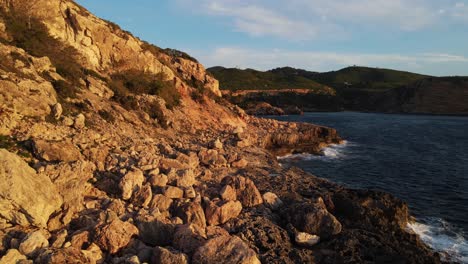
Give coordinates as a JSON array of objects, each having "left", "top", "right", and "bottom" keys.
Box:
[{"left": 271, "top": 112, "right": 468, "bottom": 262}]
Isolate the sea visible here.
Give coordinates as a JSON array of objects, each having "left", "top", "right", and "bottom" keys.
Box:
[{"left": 271, "top": 112, "right": 468, "bottom": 263}]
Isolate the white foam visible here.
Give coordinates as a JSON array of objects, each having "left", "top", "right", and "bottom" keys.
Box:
[
  {"left": 278, "top": 140, "right": 351, "bottom": 161},
  {"left": 407, "top": 219, "right": 468, "bottom": 263}
]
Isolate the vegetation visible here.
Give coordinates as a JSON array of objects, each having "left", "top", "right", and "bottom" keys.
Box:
[
  {"left": 207, "top": 66, "right": 333, "bottom": 93},
  {"left": 109, "top": 70, "right": 180, "bottom": 110}
]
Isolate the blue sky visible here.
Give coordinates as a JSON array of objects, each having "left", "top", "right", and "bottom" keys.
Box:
[{"left": 75, "top": 0, "right": 468, "bottom": 76}]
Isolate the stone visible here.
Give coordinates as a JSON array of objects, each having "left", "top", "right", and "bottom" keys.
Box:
[
  {"left": 262, "top": 192, "right": 283, "bottom": 210},
  {"left": 211, "top": 138, "right": 223, "bottom": 149},
  {"left": 137, "top": 218, "right": 175, "bottom": 246},
  {"left": 288, "top": 199, "right": 342, "bottom": 239},
  {"left": 176, "top": 169, "right": 196, "bottom": 188},
  {"left": 0, "top": 149, "right": 63, "bottom": 227},
  {"left": 164, "top": 186, "right": 184, "bottom": 199},
  {"left": 221, "top": 176, "right": 263, "bottom": 207},
  {"left": 81, "top": 243, "right": 104, "bottom": 264},
  {"left": 149, "top": 174, "right": 168, "bottom": 187},
  {"left": 295, "top": 232, "right": 320, "bottom": 247},
  {"left": 184, "top": 186, "right": 197, "bottom": 199},
  {"left": 152, "top": 247, "right": 189, "bottom": 264},
  {"left": 150, "top": 194, "right": 173, "bottom": 212},
  {"left": 192, "top": 235, "right": 260, "bottom": 264},
  {"left": 51, "top": 103, "right": 62, "bottom": 120},
  {"left": 173, "top": 224, "right": 207, "bottom": 254},
  {"left": 33, "top": 139, "right": 82, "bottom": 162},
  {"left": 36, "top": 247, "right": 88, "bottom": 263},
  {"left": 232, "top": 159, "right": 248, "bottom": 168},
  {"left": 19, "top": 230, "right": 49, "bottom": 257},
  {"left": 70, "top": 231, "right": 90, "bottom": 249},
  {"left": 219, "top": 185, "right": 236, "bottom": 201},
  {"left": 205, "top": 200, "right": 242, "bottom": 226},
  {"left": 119, "top": 169, "right": 145, "bottom": 200},
  {"left": 51, "top": 229, "right": 68, "bottom": 248},
  {"left": 175, "top": 201, "right": 206, "bottom": 228},
  {"left": 94, "top": 218, "right": 139, "bottom": 254},
  {"left": 0, "top": 249, "right": 27, "bottom": 264},
  {"left": 132, "top": 184, "right": 153, "bottom": 208},
  {"left": 198, "top": 149, "right": 227, "bottom": 168},
  {"left": 73, "top": 114, "right": 86, "bottom": 129}
]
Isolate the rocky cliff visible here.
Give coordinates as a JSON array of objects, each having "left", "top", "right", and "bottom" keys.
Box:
[{"left": 0, "top": 0, "right": 442, "bottom": 263}]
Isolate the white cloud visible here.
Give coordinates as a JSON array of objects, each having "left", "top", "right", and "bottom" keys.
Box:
[
  {"left": 192, "top": 47, "right": 468, "bottom": 75},
  {"left": 177, "top": 0, "right": 468, "bottom": 40}
]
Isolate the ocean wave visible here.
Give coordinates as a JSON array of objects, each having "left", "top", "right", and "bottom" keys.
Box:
[
  {"left": 407, "top": 218, "right": 468, "bottom": 263},
  {"left": 278, "top": 141, "right": 352, "bottom": 161}
]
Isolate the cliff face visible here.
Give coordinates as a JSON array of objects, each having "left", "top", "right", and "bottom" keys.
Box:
[{"left": 0, "top": 1, "right": 441, "bottom": 263}]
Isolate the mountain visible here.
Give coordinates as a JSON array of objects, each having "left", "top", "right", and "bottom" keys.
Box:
[
  {"left": 209, "top": 66, "right": 468, "bottom": 115},
  {"left": 0, "top": 1, "right": 440, "bottom": 263}
]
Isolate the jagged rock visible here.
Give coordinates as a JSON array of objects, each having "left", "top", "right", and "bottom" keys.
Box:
[
  {"left": 0, "top": 149, "right": 63, "bottom": 227},
  {"left": 262, "top": 192, "right": 283, "bottom": 210},
  {"left": 295, "top": 232, "right": 320, "bottom": 247},
  {"left": 176, "top": 169, "right": 196, "bottom": 188},
  {"left": 175, "top": 201, "right": 206, "bottom": 228},
  {"left": 160, "top": 158, "right": 188, "bottom": 172},
  {"left": 220, "top": 185, "right": 237, "bottom": 201},
  {"left": 33, "top": 139, "right": 82, "bottom": 162},
  {"left": 198, "top": 149, "right": 227, "bottom": 168},
  {"left": 149, "top": 194, "right": 173, "bottom": 212},
  {"left": 232, "top": 158, "right": 248, "bottom": 168},
  {"left": 192, "top": 235, "right": 260, "bottom": 264},
  {"left": 221, "top": 176, "right": 263, "bottom": 207},
  {"left": 74, "top": 114, "right": 86, "bottom": 129},
  {"left": 51, "top": 230, "right": 68, "bottom": 248},
  {"left": 70, "top": 231, "right": 90, "bottom": 249},
  {"left": 211, "top": 138, "right": 223, "bottom": 150},
  {"left": 288, "top": 198, "right": 342, "bottom": 239},
  {"left": 164, "top": 186, "right": 184, "bottom": 199},
  {"left": 119, "top": 169, "right": 145, "bottom": 200},
  {"left": 94, "top": 219, "right": 139, "bottom": 254},
  {"left": 36, "top": 247, "right": 88, "bottom": 264},
  {"left": 81, "top": 243, "right": 104, "bottom": 264},
  {"left": 205, "top": 200, "right": 242, "bottom": 226},
  {"left": 0, "top": 249, "right": 28, "bottom": 264},
  {"left": 51, "top": 103, "right": 62, "bottom": 120},
  {"left": 107, "top": 199, "right": 126, "bottom": 216},
  {"left": 149, "top": 174, "right": 168, "bottom": 187},
  {"left": 184, "top": 186, "right": 197, "bottom": 199},
  {"left": 19, "top": 230, "right": 49, "bottom": 257},
  {"left": 152, "top": 247, "right": 189, "bottom": 264},
  {"left": 137, "top": 218, "right": 175, "bottom": 246},
  {"left": 132, "top": 184, "right": 152, "bottom": 208},
  {"left": 173, "top": 224, "right": 207, "bottom": 254},
  {"left": 176, "top": 152, "right": 199, "bottom": 169},
  {"left": 206, "top": 226, "right": 230, "bottom": 239}
]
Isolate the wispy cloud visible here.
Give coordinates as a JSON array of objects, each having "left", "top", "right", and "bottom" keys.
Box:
[
  {"left": 178, "top": 0, "right": 468, "bottom": 40},
  {"left": 191, "top": 47, "right": 468, "bottom": 75}
]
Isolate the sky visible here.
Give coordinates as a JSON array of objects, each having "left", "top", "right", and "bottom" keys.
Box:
[{"left": 75, "top": 0, "right": 468, "bottom": 76}]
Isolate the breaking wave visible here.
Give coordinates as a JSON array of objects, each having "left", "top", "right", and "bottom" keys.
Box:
[{"left": 278, "top": 141, "right": 352, "bottom": 161}]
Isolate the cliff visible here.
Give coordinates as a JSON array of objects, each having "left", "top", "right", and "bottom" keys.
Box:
[{"left": 0, "top": 1, "right": 441, "bottom": 263}]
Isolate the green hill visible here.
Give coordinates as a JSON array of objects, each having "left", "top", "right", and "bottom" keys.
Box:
[{"left": 207, "top": 66, "right": 333, "bottom": 94}]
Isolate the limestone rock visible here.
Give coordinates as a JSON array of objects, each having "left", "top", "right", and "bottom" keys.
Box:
[
  {"left": 119, "top": 169, "right": 145, "bottom": 200},
  {"left": 33, "top": 139, "right": 82, "bottom": 162},
  {"left": 164, "top": 186, "right": 184, "bottom": 199},
  {"left": 73, "top": 114, "right": 86, "bottom": 129},
  {"left": 0, "top": 249, "right": 27, "bottom": 264},
  {"left": 205, "top": 200, "right": 242, "bottom": 226},
  {"left": 152, "top": 247, "right": 188, "bottom": 264},
  {"left": 288, "top": 198, "right": 342, "bottom": 239},
  {"left": 221, "top": 176, "right": 263, "bottom": 207},
  {"left": 94, "top": 219, "right": 139, "bottom": 254},
  {"left": 295, "top": 232, "right": 320, "bottom": 247},
  {"left": 192, "top": 235, "right": 260, "bottom": 264},
  {"left": 19, "top": 230, "right": 49, "bottom": 256},
  {"left": 262, "top": 192, "right": 283, "bottom": 210},
  {"left": 0, "top": 149, "right": 63, "bottom": 227}
]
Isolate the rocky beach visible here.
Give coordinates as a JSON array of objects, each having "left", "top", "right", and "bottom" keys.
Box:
[{"left": 0, "top": 0, "right": 444, "bottom": 263}]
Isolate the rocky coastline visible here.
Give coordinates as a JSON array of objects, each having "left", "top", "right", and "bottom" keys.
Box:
[{"left": 0, "top": 0, "right": 443, "bottom": 263}]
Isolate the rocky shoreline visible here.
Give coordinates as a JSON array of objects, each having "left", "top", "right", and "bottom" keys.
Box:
[{"left": 0, "top": 0, "right": 443, "bottom": 263}]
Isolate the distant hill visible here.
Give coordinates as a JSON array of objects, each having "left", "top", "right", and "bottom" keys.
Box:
[{"left": 207, "top": 66, "right": 334, "bottom": 94}]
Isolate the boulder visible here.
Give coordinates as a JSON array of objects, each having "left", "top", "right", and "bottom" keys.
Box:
[
  {"left": 0, "top": 149, "right": 63, "bottom": 227},
  {"left": 173, "top": 224, "right": 207, "bottom": 254},
  {"left": 19, "top": 230, "right": 49, "bottom": 257},
  {"left": 149, "top": 174, "right": 168, "bottom": 187},
  {"left": 152, "top": 247, "right": 188, "bottom": 264},
  {"left": 211, "top": 138, "right": 223, "bottom": 150},
  {"left": 262, "top": 192, "right": 283, "bottom": 210},
  {"left": 132, "top": 184, "right": 152, "bottom": 208},
  {"left": 175, "top": 201, "right": 206, "bottom": 228},
  {"left": 150, "top": 194, "right": 173, "bottom": 212},
  {"left": 119, "top": 169, "right": 145, "bottom": 200},
  {"left": 164, "top": 186, "right": 184, "bottom": 199},
  {"left": 221, "top": 176, "right": 263, "bottom": 207},
  {"left": 220, "top": 185, "right": 237, "bottom": 201},
  {"left": 51, "top": 103, "right": 62, "bottom": 120},
  {"left": 295, "top": 232, "right": 320, "bottom": 247},
  {"left": 288, "top": 198, "right": 342, "bottom": 239},
  {"left": 73, "top": 114, "right": 86, "bottom": 129},
  {"left": 198, "top": 149, "right": 227, "bottom": 168},
  {"left": 232, "top": 159, "right": 248, "bottom": 168},
  {"left": 176, "top": 169, "right": 196, "bottom": 188},
  {"left": 0, "top": 249, "right": 27, "bottom": 264},
  {"left": 36, "top": 247, "right": 88, "bottom": 264},
  {"left": 192, "top": 235, "right": 260, "bottom": 264},
  {"left": 205, "top": 200, "right": 242, "bottom": 226},
  {"left": 33, "top": 139, "right": 82, "bottom": 162},
  {"left": 94, "top": 218, "right": 138, "bottom": 254},
  {"left": 137, "top": 218, "right": 175, "bottom": 246}
]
